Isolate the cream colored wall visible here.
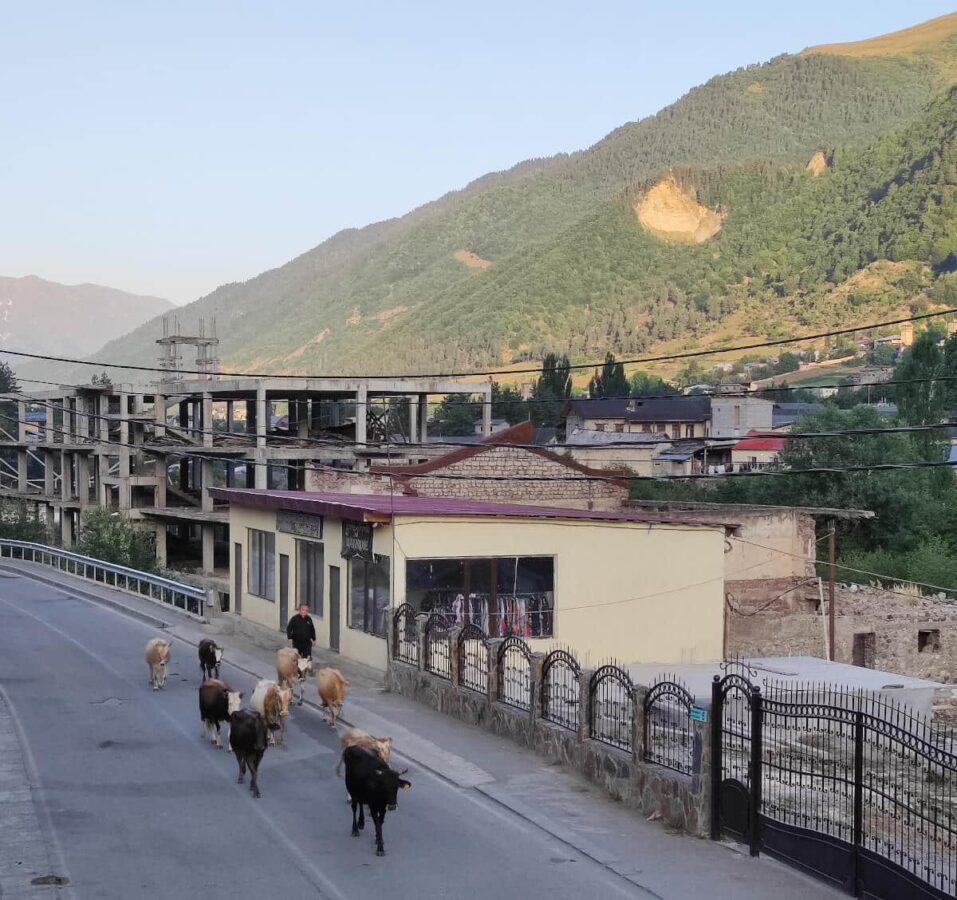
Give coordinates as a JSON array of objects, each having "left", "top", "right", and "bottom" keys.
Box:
[
  {"left": 567, "top": 445, "right": 658, "bottom": 476},
  {"left": 228, "top": 507, "right": 389, "bottom": 671},
  {"left": 392, "top": 516, "right": 726, "bottom": 664}
]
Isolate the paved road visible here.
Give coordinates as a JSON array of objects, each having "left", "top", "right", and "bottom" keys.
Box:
[{"left": 0, "top": 574, "right": 646, "bottom": 900}]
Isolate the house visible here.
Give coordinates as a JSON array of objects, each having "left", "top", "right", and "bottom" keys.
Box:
[
  {"left": 710, "top": 397, "right": 773, "bottom": 439},
  {"left": 731, "top": 432, "right": 786, "bottom": 471},
  {"left": 564, "top": 396, "right": 711, "bottom": 440},
  {"left": 564, "top": 428, "right": 671, "bottom": 476},
  {"left": 212, "top": 488, "right": 734, "bottom": 670},
  {"left": 771, "top": 402, "right": 823, "bottom": 430},
  {"left": 308, "top": 422, "right": 629, "bottom": 510}
]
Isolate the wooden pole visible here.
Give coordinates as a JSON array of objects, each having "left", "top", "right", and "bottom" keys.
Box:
[{"left": 828, "top": 519, "right": 836, "bottom": 662}]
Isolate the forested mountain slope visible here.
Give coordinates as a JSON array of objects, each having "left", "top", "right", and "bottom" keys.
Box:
[{"left": 25, "top": 13, "right": 957, "bottom": 383}]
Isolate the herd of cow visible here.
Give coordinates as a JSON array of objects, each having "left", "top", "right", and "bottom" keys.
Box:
[{"left": 143, "top": 636, "right": 412, "bottom": 856}]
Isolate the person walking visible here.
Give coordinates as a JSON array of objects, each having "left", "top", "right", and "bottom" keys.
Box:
[{"left": 286, "top": 603, "right": 316, "bottom": 659}]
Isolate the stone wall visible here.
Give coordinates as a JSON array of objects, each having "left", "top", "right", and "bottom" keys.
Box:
[
  {"left": 727, "top": 577, "right": 957, "bottom": 685},
  {"left": 386, "top": 616, "right": 711, "bottom": 837}
]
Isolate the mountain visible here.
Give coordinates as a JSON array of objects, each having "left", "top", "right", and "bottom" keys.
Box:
[
  {"left": 24, "top": 13, "right": 957, "bottom": 385},
  {"left": 1, "top": 276, "right": 173, "bottom": 375}
]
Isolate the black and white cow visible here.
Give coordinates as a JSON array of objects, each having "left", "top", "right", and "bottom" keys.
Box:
[
  {"left": 198, "top": 679, "right": 242, "bottom": 749},
  {"left": 198, "top": 639, "right": 224, "bottom": 681},
  {"left": 341, "top": 745, "right": 411, "bottom": 856}
]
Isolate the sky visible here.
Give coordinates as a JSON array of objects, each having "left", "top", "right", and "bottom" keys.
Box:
[{"left": 1, "top": 1, "right": 955, "bottom": 305}]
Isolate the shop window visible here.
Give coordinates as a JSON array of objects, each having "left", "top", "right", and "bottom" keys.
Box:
[
  {"left": 852, "top": 632, "right": 875, "bottom": 668},
  {"left": 349, "top": 555, "right": 390, "bottom": 638},
  {"left": 405, "top": 556, "right": 554, "bottom": 638},
  {"left": 297, "top": 540, "right": 324, "bottom": 616},
  {"left": 918, "top": 629, "right": 941, "bottom": 653},
  {"left": 248, "top": 529, "right": 275, "bottom": 600}
]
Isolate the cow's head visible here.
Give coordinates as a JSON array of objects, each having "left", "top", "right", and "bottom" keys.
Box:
[
  {"left": 213, "top": 646, "right": 224, "bottom": 664},
  {"left": 160, "top": 640, "right": 172, "bottom": 662},
  {"left": 227, "top": 690, "right": 243, "bottom": 715},
  {"left": 381, "top": 767, "right": 411, "bottom": 811},
  {"left": 373, "top": 736, "right": 393, "bottom": 763},
  {"left": 297, "top": 657, "right": 314, "bottom": 678},
  {"left": 277, "top": 687, "right": 293, "bottom": 717}
]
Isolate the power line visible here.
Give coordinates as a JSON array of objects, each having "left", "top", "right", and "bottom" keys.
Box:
[{"left": 3, "top": 307, "right": 955, "bottom": 380}]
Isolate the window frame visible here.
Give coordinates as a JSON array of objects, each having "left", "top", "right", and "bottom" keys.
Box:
[
  {"left": 348, "top": 553, "right": 390, "bottom": 638},
  {"left": 247, "top": 528, "right": 276, "bottom": 601},
  {"left": 296, "top": 539, "right": 324, "bottom": 617}
]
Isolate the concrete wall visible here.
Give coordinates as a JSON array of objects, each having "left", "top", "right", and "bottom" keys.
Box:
[
  {"left": 565, "top": 443, "right": 661, "bottom": 477},
  {"left": 710, "top": 398, "right": 773, "bottom": 439}
]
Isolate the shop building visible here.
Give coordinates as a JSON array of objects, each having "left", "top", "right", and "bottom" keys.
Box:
[{"left": 212, "top": 488, "right": 735, "bottom": 671}]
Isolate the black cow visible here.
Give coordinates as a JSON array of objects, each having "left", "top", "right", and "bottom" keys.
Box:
[
  {"left": 229, "top": 709, "right": 268, "bottom": 798},
  {"left": 342, "top": 745, "right": 411, "bottom": 856},
  {"left": 198, "top": 639, "right": 224, "bottom": 681}
]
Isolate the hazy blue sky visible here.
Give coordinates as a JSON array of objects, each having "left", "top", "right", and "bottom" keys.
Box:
[{"left": 1, "top": 1, "right": 955, "bottom": 304}]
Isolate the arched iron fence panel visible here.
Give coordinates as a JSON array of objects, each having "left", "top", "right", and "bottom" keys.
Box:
[
  {"left": 541, "top": 649, "right": 581, "bottom": 731},
  {"left": 496, "top": 636, "right": 532, "bottom": 711},
  {"left": 643, "top": 677, "right": 695, "bottom": 774},
  {"left": 423, "top": 614, "right": 451, "bottom": 680},
  {"left": 456, "top": 623, "right": 489, "bottom": 693},
  {"left": 392, "top": 603, "right": 418, "bottom": 666},
  {"left": 589, "top": 664, "right": 634, "bottom": 752}
]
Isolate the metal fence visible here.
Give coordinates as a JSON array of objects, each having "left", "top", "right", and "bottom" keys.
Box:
[
  {"left": 0, "top": 539, "right": 205, "bottom": 618},
  {"left": 589, "top": 664, "right": 634, "bottom": 752},
  {"left": 643, "top": 676, "right": 695, "bottom": 774},
  {"left": 392, "top": 603, "right": 418, "bottom": 666},
  {"left": 497, "top": 636, "right": 532, "bottom": 711},
  {"left": 456, "top": 623, "right": 489, "bottom": 693},
  {"left": 541, "top": 648, "right": 581, "bottom": 731},
  {"left": 713, "top": 670, "right": 957, "bottom": 900},
  {"left": 423, "top": 614, "right": 451, "bottom": 680}
]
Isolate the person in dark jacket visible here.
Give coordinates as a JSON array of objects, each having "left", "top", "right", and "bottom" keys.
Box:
[{"left": 286, "top": 604, "right": 316, "bottom": 658}]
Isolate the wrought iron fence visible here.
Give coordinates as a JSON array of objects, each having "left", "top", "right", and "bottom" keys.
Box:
[
  {"left": 713, "top": 668, "right": 957, "bottom": 900},
  {"left": 497, "top": 636, "right": 532, "bottom": 711},
  {"left": 643, "top": 676, "right": 695, "bottom": 774},
  {"left": 423, "top": 614, "right": 451, "bottom": 680},
  {"left": 541, "top": 648, "right": 581, "bottom": 731},
  {"left": 589, "top": 664, "right": 634, "bottom": 752},
  {"left": 391, "top": 603, "right": 418, "bottom": 666},
  {"left": 457, "top": 623, "right": 489, "bottom": 693},
  {"left": 0, "top": 539, "right": 206, "bottom": 618}
]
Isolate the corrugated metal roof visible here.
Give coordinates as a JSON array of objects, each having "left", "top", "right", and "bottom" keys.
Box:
[
  {"left": 209, "top": 488, "right": 737, "bottom": 529},
  {"left": 566, "top": 397, "right": 711, "bottom": 423}
]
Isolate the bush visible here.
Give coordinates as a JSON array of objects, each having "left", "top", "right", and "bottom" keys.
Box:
[
  {"left": 76, "top": 509, "right": 156, "bottom": 571},
  {"left": 0, "top": 500, "right": 48, "bottom": 543}
]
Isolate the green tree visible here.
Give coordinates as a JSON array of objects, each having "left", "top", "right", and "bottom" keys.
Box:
[
  {"left": 76, "top": 509, "right": 157, "bottom": 570},
  {"left": 630, "top": 371, "right": 678, "bottom": 398},
  {"left": 491, "top": 382, "right": 529, "bottom": 425},
  {"left": 532, "top": 353, "right": 572, "bottom": 427},
  {"left": 0, "top": 500, "right": 47, "bottom": 542},
  {"left": 588, "top": 352, "right": 629, "bottom": 398},
  {"left": 0, "top": 361, "right": 17, "bottom": 392},
  {"left": 432, "top": 394, "right": 478, "bottom": 436}
]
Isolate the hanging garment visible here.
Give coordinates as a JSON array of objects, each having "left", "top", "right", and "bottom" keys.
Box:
[{"left": 452, "top": 594, "right": 464, "bottom": 626}]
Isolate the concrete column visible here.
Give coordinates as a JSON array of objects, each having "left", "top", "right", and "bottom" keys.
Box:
[
  {"left": 17, "top": 400, "right": 27, "bottom": 442},
  {"left": 254, "top": 451, "right": 267, "bottom": 489},
  {"left": 226, "top": 400, "right": 234, "bottom": 434},
  {"left": 118, "top": 388, "right": 130, "bottom": 511},
  {"left": 355, "top": 385, "right": 368, "bottom": 446},
  {"left": 76, "top": 454, "right": 90, "bottom": 507},
  {"left": 60, "top": 509, "right": 72, "bottom": 547},
  {"left": 74, "top": 397, "right": 87, "bottom": 444},
  {"left": 202, "top": 392, "right": 213, "bottom": 448},
  {"left": 201, "top": 524, "right": 215, "bottom": 574},
  {"left": 45, "top": 401, "right": 57, "bottom": 445},
  {"left": 481, "top": 384, "right": 492, "bottom": 437},
  {"left": 153, "top": 393, "right": 167, "bottom": 438},
  {"left": 201, "top": 458, "right": 214, "bottom": 511},
  {"left": 43, "top": 449, "right": 55, "bottom": 498},
  {"left": 255, "top": 386, "right": 267, "bottom": 450},
  {"left": 60, "top": 451, "right": 70, "bottom": 501},
  {"left": 154, "top": 524, "right": 168, "bottom": 568},
  {"left": 17, "top": 450, "right": 27, "bottom": 493},
  {"left": 408, "top": 397, "right": 418, "bottom": 444},
  {"left": 418, "top": 394, "right": 429, "bottom": 443},
  {"left": 44, "top": 504, "right": 55, "bottom": 535}
]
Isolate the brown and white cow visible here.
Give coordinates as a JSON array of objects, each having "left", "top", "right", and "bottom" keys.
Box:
[
  {"left": 198, "top": 679, "right": 243, "bottom": 749},
  {"left": 316, "top": 667, "right": 349, "bottom": 728},
  {"left": 335, "top": 727, "right": 392, "bottom": 777},
  {"left": 250, "top": 679, "right": 293, "bottom": 746},
  {"left": 276, "top": 647, "right": 313, "bottom": 706},
  {"left": 145, "top": 638, "right": 172, "bottom": 690}
]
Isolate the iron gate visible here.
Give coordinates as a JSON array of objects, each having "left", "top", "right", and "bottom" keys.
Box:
[{"left": 711, "top": 667, "right": 956, "bottom": 899}]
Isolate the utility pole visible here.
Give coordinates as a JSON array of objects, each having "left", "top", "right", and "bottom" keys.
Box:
[{"left": 828, "top": 519, "right": 836, "bottom": 661}]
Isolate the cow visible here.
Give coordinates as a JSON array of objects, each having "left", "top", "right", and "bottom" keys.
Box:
[
  {"left": 341, "top": 746, "right": 411, "bottom": 856},
  {"left": 198, "top": 679, "right": 242, "bottom": 749},
  {"left": 250, "top": 679, "right": 293, "bottom": 747},
  {"left": 316, "top": 667, "right": 349, "bottom": 728},
  {"left": 198, "top": 639, "right": 224, "bottom": 681},
  {"left": 276, "top": 647, "right": 313, "bottom": 706},
  {"left": 229, "top": 709, "right": 268, "bottom": 799},
  {"left": 145, "top": 638, "right": 172, "bottom": 690},
  {"left": 335, "top": 727, "right": 392, "bottom": 777}
]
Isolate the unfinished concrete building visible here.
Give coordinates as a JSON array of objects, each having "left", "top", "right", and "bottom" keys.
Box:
[{"left": 0, "top": 374, "right": 491, "bottom": 605}]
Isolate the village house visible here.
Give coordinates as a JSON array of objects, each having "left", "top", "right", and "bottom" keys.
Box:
[
  {"left": 730, "top": 431, "right": 786, "bottom": 471},
  {"left": 564, "top": 396, "right": 711, "bottom": 440},
  {"left": 710, "top": 396, "right": 773, "bottom": 438},
  {"left": 212, "top": 488, "right": 733, "bottom": 671}
]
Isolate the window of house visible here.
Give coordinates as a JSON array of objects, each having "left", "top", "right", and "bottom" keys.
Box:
[
  {"left": 642, "top": 424, "right": 652, "bottom": 433},
  {"left": 918, "top": 629, "right": 941, "bottom": 653},
  {"left": 671, "top": 425, "right": 680, "bottom": 439},
  {"left": 614, "top": 423, "right": 624, "bottom": 433},
  {"left": 248, "top": 529, "right": 275, "bottom": 600},
  {"left": 349, "top": 555, "right": 390, "bottom": 638},
  {"left": 595, "top": 423, "right": 606, "bottom": 432},
  {"left": 685, "top": 425, "right": 694, "bottom": 438},
  {"left": 405, "top": 556, "right": 554, "bottom": 638},
  {"left": 297, "top": 540, "right": 324, "bottom": 616}
]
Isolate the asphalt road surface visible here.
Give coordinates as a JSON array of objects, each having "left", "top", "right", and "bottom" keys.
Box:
[{"left": 0, "top": 574, "right": 647, "bottom": 900}]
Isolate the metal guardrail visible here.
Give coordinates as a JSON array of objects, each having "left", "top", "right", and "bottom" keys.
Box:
[{"left": 0, "top": 540, "right": 206, "bottom": 618}]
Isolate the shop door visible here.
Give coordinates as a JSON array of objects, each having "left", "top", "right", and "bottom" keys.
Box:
[
  {"left": 233, "top": 543, "right": 242, "bottom": 615},
  {"left": 329, "top": 565, "right": 341, "bottom": 652},
  {"left": 279, "top": 554, "right": 289, "bottom": 629}
]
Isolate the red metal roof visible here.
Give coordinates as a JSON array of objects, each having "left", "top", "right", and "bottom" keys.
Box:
[
  {"left": 734, "top": 435, "right": 786, "bottom": 451},
  {"left": 209, "top": 488, "right": 736, "bottom": 529}
]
